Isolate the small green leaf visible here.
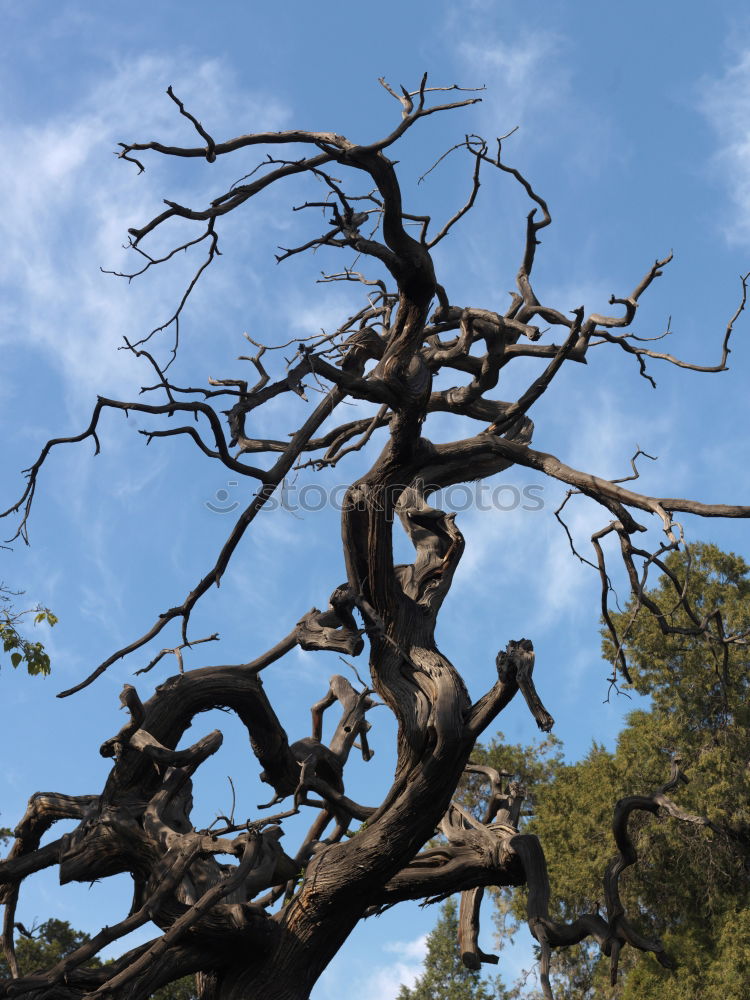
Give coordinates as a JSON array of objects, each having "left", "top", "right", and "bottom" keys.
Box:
[{"left": 3, "top": 632, "right": 20, "bottom": 652}]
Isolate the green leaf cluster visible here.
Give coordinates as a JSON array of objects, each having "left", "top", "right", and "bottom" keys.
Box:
[{"left": 0, "top": 586, "right": 57, "bottom": 676}]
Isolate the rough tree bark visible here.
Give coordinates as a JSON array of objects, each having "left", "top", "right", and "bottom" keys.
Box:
[{"left": 1, "top": 77, "right": 748, "bottom": 1000}]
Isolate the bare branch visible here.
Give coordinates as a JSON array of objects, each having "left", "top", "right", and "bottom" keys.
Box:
[
  {"left": 4, "top": 74, "right": 748, "bottom": 1000},
  {"left": 166, "top": 86, "right": 217, "bottom": 162},
  {"left": 427, "top": 138, "right": 485, "bottom": 248}
]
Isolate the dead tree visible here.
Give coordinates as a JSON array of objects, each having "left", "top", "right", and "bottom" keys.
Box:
[{"left": 1, "top": 76, "right": 748, "bottom": 1000}]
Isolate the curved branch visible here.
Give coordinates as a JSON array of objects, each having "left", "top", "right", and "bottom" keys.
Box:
[
  {"left": 128, "top": 728, "right": 224, "bottom": 769},
  {"left": 485, "top": 436, "right": 750, "bottom": 524},
  {"left": 55, "top": 385, "right": 346, "bottom": 697}
]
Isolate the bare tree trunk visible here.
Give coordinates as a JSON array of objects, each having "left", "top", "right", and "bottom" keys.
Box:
[{"left": 1, "top": 75, "right": 746, "bottom": 1000}]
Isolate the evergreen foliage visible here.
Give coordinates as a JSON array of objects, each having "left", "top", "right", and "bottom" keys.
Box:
[
  {"left": 0, "top": 921, "right": 196, "bottom": 1000},
  {"left": 469, "top": 544, "right": 750, "bottom": 998},
  {"left": 0, "top": 921, "right": 101, "bottom": 981}
]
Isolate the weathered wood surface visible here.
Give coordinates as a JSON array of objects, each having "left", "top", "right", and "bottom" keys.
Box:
[{"left": 1, "top": 75, "right": 745, "bottom": 1000}]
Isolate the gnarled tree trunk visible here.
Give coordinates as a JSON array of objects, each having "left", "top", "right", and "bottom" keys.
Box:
[{"left": 1, "top": 75, "right": 746, "bottom": 1000}]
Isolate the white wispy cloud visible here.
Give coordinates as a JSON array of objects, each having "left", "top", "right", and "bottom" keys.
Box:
[
  {"left": 698, "top": 46, "right": 750, "bottom": 244},
  {"left": 460, "top": 29, "right": 567, "bottom": 129},
  {"left": 359, "top": 953, "right": 425, "bottom": 1000},
  {"left": 0, "top": 53, "right": 289, "bottom": 412},
  {"left": 0, "top": 51, "right": 291, "bottom": 646},
  {"left": 382, "top": 933, "right": 429, "bottom": 961},
  {"left": 449, "top": 17, "right": 613, "bottom": 171},
  {"left": 317, "top": 933, "right": 427, "bottom": 1000}
]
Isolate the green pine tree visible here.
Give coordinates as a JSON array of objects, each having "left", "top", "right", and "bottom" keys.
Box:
[
  {"left": 397, "top": 898, "right": 506, "bottom": 1000},
  {"left": 0, "top": 920, "right": 102, "bottom": 980},
  {"left": 486, "top": 543, "right": 750, "bottom": 999},
  {"left": 0, "top": 919, "right": 197, "bottom": 1000}
]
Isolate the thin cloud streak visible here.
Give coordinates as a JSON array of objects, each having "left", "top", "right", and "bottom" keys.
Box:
[
  {"left": 698, "top": 46, "right": 750, "bottom": 245},
  {"left": 0, "top": 54, "right": 289, "bottom": 411}
]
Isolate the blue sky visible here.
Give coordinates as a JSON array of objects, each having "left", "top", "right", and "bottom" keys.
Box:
[{"left": 1, "top": 1, "right": 750, "bottom": 995}]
